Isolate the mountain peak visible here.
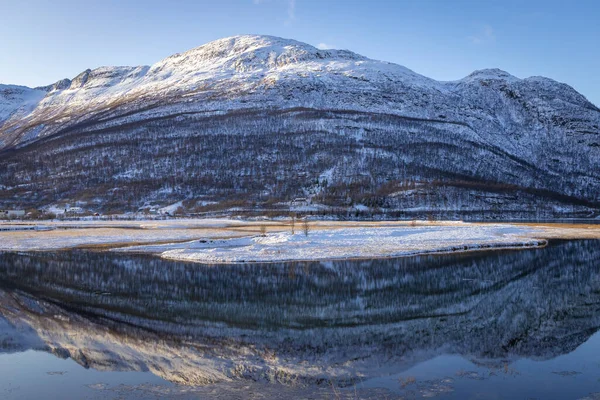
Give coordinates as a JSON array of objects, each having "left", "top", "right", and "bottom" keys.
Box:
[
  {"left": 460, "top": 68, "right": 520, "bottom": 83},
  {"left": 182, "top": 34, "right": 328, "bottom": 58},
  {"left": 151, "top": 34, "right": 365, "bottom": 75}
]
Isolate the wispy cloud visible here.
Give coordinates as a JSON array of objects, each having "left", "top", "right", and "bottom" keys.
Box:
[
  {"left": 286, "top": 0, "right": 296, "bottom": 24},
  {"left": 468, "top": 24, "right": 495, "bottom": 45},
  {"left": 252, "top": 0, "right": 296, "bottom": 25},
  {"left": 316, "top": 42, "right": 334, "bottom": 50}
]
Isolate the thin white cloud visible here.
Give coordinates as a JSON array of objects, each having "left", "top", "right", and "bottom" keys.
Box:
[
  {"left": 468, "top": 24, "right": 495, "bottom": 44},
  {"left": 287, "top": 0, "right": 296, "bottom": 22},
  {"left": 316, "top": 43, "right": 332, "bottom": 50}
]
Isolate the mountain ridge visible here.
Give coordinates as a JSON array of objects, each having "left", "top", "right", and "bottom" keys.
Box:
[{"left": 0, "top": 34, "right": 599, "bottom": 216}]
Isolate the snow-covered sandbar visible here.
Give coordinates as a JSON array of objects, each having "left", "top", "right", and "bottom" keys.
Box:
[
  {"left": 3, "top": 219, "right": 600, "bottom": 263},
  {"left": 121, "top": 224, "right": 547, "bottom": 263}
]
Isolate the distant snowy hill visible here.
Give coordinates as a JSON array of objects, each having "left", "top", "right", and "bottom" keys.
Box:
[{"left": 0, "top": 35, "right": 599, "bottom": 217}]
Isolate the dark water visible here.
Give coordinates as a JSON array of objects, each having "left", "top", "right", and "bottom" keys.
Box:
[{"left": 0, "top": 240, "right": 599, "bottom": 399}]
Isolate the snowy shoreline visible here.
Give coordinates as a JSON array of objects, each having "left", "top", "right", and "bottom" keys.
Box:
[
  {"left": 162, "top": 238, "right": 548, "bottom": 264},
  {"left": 2, "top": 220, "right": 599, "bottom": 263},
  {"left": 118, "top": 224, "right": 548, "bottom": 264}
]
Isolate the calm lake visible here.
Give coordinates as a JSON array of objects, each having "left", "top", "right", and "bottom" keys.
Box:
[{"left": 0, "top": 240, "right": 599, "bottom": 399}]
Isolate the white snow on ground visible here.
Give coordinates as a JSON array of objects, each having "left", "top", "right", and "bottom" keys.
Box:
[
  {"left": 0, "top": 218, "right": 241, "bottom": 229},
  {"left": 3, "top": 220, "right": 599, "bottom": 260},
  {"left": 114, "top": 237, "right": 256, "bottom": 254},
  {"left": 0, "top": 219, "right": 248, "bottom": 251},
  {"left": 0, "top": 229, "right": 244, "bottom": 251},
  {"left": 158, "top": 201, "right": 183, "bottom": 214},
  {"left": 143, "top": 224, "right": 547, "bottom": 263},
  {"left": 288, "top": 204, "right": 330, "bottom": 212}
]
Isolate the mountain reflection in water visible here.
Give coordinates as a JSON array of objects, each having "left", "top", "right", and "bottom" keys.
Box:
[{"left": 0, "top": 240, "right": 599, "bottom": 397}]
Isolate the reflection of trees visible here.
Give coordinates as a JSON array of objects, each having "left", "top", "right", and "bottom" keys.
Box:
[{"left": 0, "top": 240, "right": 598, "bottom": 383}]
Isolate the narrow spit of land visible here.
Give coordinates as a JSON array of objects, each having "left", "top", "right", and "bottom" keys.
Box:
[{"left": 1, "top": 219, "right": 599, "bottom": 263}]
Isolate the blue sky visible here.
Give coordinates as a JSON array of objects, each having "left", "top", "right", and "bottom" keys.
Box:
[{"left": 1, "top": 0, "right": 598, "bottom": 105}]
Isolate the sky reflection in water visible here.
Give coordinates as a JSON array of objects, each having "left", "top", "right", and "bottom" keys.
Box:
[{"left": 0, "top": 240, "right": 599, "bottom": 399}]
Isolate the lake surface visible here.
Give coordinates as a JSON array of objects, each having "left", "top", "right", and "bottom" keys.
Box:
[{"left": 0, "top": 240, "right": 599, "bottom": 399}]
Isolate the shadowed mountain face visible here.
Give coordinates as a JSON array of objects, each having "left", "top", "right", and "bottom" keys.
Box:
[
  {"left": 0, "top": 35, "right": 599, "bottom": 216},
  {"left": 0, "top": 240, "right": 599, "bottom": 387}
]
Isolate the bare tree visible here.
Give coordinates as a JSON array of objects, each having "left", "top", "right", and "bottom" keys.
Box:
[
  {"left": 302, "top": 218, "right": 310, "bottom": 237},
  {"left": 289, "top": 212, "right": 296, "bottom": 235},
  {"left": 427, "top": 211, "right": 435, "bottom": 222}
]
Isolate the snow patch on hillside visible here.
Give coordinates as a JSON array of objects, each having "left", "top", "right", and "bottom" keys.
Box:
[{"left": 0, "top": 85, "right": 46, "bottom": 123}]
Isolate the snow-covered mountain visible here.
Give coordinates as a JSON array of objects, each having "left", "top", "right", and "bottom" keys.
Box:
[{"left": 1, "top": 35, "right": 599, "bottom": 216}]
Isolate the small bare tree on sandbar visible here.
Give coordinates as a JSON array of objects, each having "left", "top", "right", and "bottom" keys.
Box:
[
  {"left": 289, "top": 212, "right": 296, "bottom": 235},
  {"left": 302, "top": 218, "right": 310, "bottom": 237}
]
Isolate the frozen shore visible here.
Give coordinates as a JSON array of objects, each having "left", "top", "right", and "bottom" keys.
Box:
[
  {"left": 2, "top": 219, "right": 599, "bottom": 262},
  {"left": 0, "top": 218, "right": 249, "bottom": 251},
  {"left": 120, "top": 224, "right": 547, "bottom": 263}
]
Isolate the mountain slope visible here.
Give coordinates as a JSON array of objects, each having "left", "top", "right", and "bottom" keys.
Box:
[{"left": 0, "top": 35, "right": 599, "bottom": 216}]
